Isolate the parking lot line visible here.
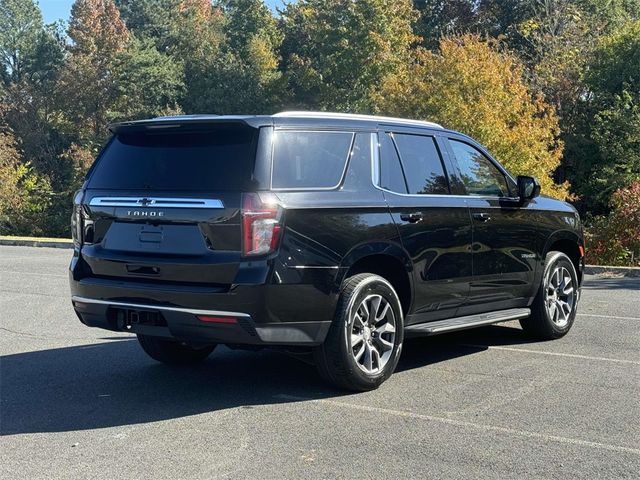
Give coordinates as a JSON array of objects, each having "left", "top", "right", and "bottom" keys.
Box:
[
  {"left": 0, "top": 270, "right": 68, "bottom": 278},
  {"left": 459, "top": 344, "right": 640, "bottom": 365},
  {"left": 274, "top": 395, "right": 640, "bottom": 456},
  {"left": 578, "top": 313, "right": 640, "bottom": 321}
]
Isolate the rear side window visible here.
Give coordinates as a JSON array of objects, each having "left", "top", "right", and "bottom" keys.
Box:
[
  {"left": 393, "top": 134, "right": 449, "bottom": 194},
  {"left": 87, "top": 126, "right": 257, "bottom": 191},
  {"left": 271, "top": 131, "right": 353, "bottom": 189},
  {"left": 379, "top": 132, "right": 407, "bottom": 194}
]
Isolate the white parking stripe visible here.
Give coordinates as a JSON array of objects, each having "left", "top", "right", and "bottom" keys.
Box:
[
  {"left": 274, "top": 395, "right": 640, "bottom": 455},
  {"left": 459, "top": 344, "right": 640, "bottom": 365},
  {"left": 578, "top": 313, "right": 640, "bottom": 321},
  {"left": 0, "top": 270, "right": 67, "bottom": 278}
]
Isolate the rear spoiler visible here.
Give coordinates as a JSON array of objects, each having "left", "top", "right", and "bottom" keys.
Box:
[{"left": 109, "top": 115, "right": 274, "bottom": 134}]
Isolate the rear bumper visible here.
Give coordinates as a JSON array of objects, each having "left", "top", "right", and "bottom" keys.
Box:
[
  {"left": 71, "top": 295, "right": 331, "bottom": 346},
  {"left": 69, "top": 253, "right": 338, "bottom": 346}
]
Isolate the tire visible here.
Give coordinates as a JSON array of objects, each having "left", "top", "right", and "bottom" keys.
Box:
[
  {"left": 520, "top": 251, "right": 579, "bottom": 340},
  {"left": 137, "top": 334, "right": 216, "bottom": 365},
  {"left": 314, "top": 273, "right": 404, "bottom": 391}
]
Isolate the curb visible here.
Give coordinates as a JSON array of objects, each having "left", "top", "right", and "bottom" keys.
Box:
[
  {"left": 0, "top": 236, "right": 73, "bottom": 249},
  {"left": 584, "top": 265, "right": 640, "bottom": 278}
]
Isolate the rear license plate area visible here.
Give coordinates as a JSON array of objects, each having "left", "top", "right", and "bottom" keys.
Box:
[{"left": 108, "top": 307, "right": 167, "bottom": 330}]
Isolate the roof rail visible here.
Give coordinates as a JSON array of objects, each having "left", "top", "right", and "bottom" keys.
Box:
[
  {"left": 273, "top": 111, "right": 443, "bottom": 129},
  {"left": 153, "top": 114, "right": 221, "bottom": 120}
]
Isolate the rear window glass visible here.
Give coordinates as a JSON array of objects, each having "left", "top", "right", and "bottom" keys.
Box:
[
  {"left": 272, "top": 131, "right": 354, "bottom": 189},
  {"left": 393, "top": 134, "right": 449, "bottom": 195},
  {"left": 87, "top": 126, "right": 257, "bottom": 191},
  {"left": 379, "top": 132, "right": 407, "bottom": 194}
]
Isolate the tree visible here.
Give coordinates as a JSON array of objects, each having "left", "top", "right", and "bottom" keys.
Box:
[
  {"left": 413, "top": 0, "right": 534, "bottom": 50},
  {"left": 376, "top": 34, "right": 567, "bottom": 198},
  {"left": 0, "top": 0, "right": 43, "bottom": 83},
  {"left": 180, "top": 0, "right": 285, "bottom": 114},
  {"left": 280, "top": 0, "right": 419, "bottom": 111},
  {"left": 168, "top": 0, "right": 226, "bottom": 112},
  {"left": 223, "top": 0, "right": 281, "bottom": 56},
  {"left": 115, "top": 0, "right": 225, "bottom": 58},
  {"left": 475, "top": 0, "right": 533, "bottom": 40},
  {"left": 579, "top": 0, "right": 640, "bottom": 30},
  {"left": 0, "top": 124, "right": 53, "bottom": 236},
  {"left": 114, "top": 0, "right": 180, "bottom": 47},
  {"left": 1, "top": 0, "right": 65, "bottom": 181},
  {"left": 56, "top": 0, "right": 130, "bottom": 142},
  {"left": 586, "top": 181, "right": 640, "bottom": 266},
  {"left": 413, "top": 0, "right": 476, "bottom": 48},
  {"left": 565, "top": 21, "right": 640, "bottom": 212},
  {"left": 112, "top": 38, "right": 184, "bottom": 119}
]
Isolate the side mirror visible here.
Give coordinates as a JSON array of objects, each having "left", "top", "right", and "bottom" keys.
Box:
[{"left": 517, "top": 175, "right": 541, "bottom": 201}]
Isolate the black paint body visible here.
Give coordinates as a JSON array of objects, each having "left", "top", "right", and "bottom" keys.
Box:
[{"left": 69, "top": 114, "right": 584, "bottom": 346}]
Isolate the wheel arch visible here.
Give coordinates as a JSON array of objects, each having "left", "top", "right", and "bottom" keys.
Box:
[
  {"left": 542, "top": 230, "right": 584, "bottom": 285},
  {"left": 338, "top": 242, "right": 414, "bottom": 315}
]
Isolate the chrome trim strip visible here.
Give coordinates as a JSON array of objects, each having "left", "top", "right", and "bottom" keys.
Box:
[
  {"left": 370, "top": 132, "right": 518, "bottom": 202},
  {"left": 89, "top": 197, "right": 224, "bottom": 209},
  {"left": 286, "top": 265, "right": 340, "bottom": 269},
  {"left": 71, "top": 295, "right": 251, "bottom": 318},
  {"left": 427, "top": 314, "right": 522, "bottom": 333},
  {"left": 409, "top": 308, "right": 531, "bottom": 334},
  {"left": 371, "top": 132, "right": 380, "bottom": 187}
]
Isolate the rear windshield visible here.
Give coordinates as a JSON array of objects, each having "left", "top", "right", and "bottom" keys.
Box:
[{"left": 87, "top": 126, "right": 257, "bottom": 191}]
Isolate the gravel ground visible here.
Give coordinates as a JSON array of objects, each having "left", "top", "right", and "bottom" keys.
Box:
[{"left": 1, "top": 246, "right": 639, "bottom": 479}]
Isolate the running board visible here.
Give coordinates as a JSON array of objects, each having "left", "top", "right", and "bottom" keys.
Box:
[{"left": 404, "top": 308, "right": 531, "bottom": 336}]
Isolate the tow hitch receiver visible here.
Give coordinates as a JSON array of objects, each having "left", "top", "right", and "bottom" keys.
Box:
[{"left": 111, "top": 308, "right": 166, "bottom": 330}]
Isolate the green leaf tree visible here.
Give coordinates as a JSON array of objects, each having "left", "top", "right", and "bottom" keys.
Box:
[
  {"left": 181, "top": 0, "right": 285, "bottom": 114},
  {"left": 0, "top": 0, "right": 43, "bottom": 83},
  {"left": 280, "top": 0, "right": 419, "bottom": 112},
  {"left": 112, "top": 37, "right": 184, "bottom": 120},
  {"left": 567, "top": 21, "right": 640, "bottom": 212},
  {"left": 1, "top": 0, "right": 65, "bottom": 180}
]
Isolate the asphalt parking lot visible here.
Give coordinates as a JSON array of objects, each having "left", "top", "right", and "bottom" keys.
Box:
[{"left": 1, "top": 246, "right": 639, "bottom": 479}]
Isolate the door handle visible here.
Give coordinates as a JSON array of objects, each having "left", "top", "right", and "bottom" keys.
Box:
[
  {"left": 400, "top": 212, "right": 423, "bottom": 223},
  {"left": 472, "top": 212, "right": 492, "bottom": 222}
]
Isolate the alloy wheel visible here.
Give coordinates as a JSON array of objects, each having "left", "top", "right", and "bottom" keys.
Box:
[
  {"left": 349, "top": 294, "right": 396, "bottom": 374},
  {"left": 545, "top": 265, "right": 576, "bottom": 328}
]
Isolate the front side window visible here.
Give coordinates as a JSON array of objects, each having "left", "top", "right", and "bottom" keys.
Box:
[
  {"left": 393, "top": 133, "right": 449, "bottom": 195},
  {"left": 272, "top": 131, "right": 354, "bottom": 189},
  {"left": 449, "top": 139, "right": 509, "bottom": 197}
]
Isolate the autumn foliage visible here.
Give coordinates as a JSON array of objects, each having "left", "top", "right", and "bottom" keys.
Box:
[
  {"left": 1, "top": 0, "right": 639, "bottom": 267},
  {"left": 586, "top": 182, "right": 640, "bottom": 266},
  {"left": 376, "top": 35, "right": 568, "bottom": 199}
]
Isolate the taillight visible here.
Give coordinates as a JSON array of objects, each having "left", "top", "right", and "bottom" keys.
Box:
[
  {"left": 241, "top": 192, "right": 283, "bottom": 256},
  {"left": 71, "top": 190, "right": 95, "bottom": 247},
  {"left": 71, "top": 190, "right": 83, "bottom": 248}
]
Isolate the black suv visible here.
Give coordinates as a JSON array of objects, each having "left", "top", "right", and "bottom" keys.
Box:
[{"left": 69, "top": 112, "right": 584, "bottom": 391}]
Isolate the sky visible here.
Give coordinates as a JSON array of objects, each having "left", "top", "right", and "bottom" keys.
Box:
[{"left": 39, "top": 0, "right": 286, "bottom": 24}]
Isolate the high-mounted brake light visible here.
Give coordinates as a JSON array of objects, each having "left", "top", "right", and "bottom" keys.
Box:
[{"left": 241, "top": 193, "right": 283, "bottom": 256}]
